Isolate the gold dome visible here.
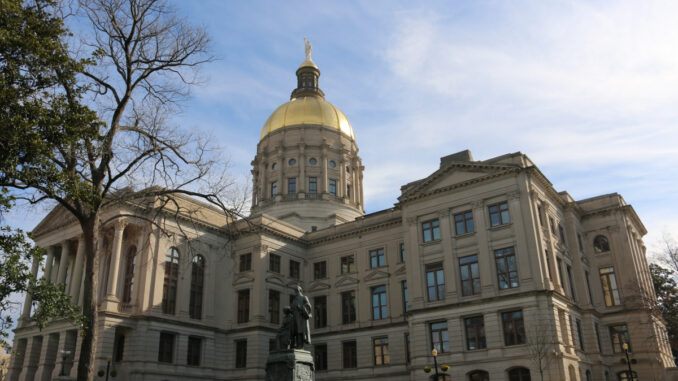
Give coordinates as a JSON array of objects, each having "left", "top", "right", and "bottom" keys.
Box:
[{"left": 260, "top": 96, "right": 355, "bottom": 141}]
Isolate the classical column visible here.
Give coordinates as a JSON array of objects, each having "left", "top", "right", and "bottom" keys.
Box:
[
  {"left": 21, "top": 255, "right": 41, "bottom": 320},
  {"left": 106, "top": 220, "right": 128, "bottom": 301},
  {"left": 339, "top": 158, "right": 346, "bottom": 198},
  {"left": 56, "top": 241, "right": 70, "bottom": 285},
  {"left": 298, "top": 143, "right": 305, "bottom": 194},
  {"left": 44, "top": 246, "right": 55, "bottom": 282},
  {"left": 69, "top": 237, "right": 85, "bottom": 303},
  {"left": 320, "top": 145, "right": 328, "bottom": 194}
]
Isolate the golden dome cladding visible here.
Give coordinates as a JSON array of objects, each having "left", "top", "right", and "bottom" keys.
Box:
[{"left": 259, "top": 96, "right": 355, "bottom": 141}]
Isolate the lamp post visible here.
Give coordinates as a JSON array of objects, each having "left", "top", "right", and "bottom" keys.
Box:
[
  {"left": 622, "top": 343, "right": 634, "bottom": 380},
  {"left": 105, "top": 357, "right": 111, "bottom": 381},
  {"left": 59, "top": 350, "right": 71, "bottom": 376},
  {"left": 423, "top": 348, "right": 450, "bottom": 380}
]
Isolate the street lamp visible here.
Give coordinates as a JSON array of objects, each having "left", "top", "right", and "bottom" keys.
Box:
[
  {"left": 59, "top": 350, "right": 71, "bottom": 376},
  {"left": 622, "top": 343, "right": 635, "bottom": 380},
  {"left": 423, "top": 348, "right": 450, "bottom": 380}
]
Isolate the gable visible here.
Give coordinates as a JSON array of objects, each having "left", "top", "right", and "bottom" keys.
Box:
[{"left": 400, "top": 163, "right": 518, "bottom": 201}]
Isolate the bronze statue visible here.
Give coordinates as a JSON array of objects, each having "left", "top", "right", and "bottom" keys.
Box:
[
  {"left": 275, "top": 285, "right": 312, "bottom": 350},
  {"left": 291, "top": 285, "right": 312, "bottom": 348}
]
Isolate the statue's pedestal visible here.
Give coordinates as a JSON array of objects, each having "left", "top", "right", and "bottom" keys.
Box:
[{"left": 265, "top": 349, "right": 315, "bottom": 381}]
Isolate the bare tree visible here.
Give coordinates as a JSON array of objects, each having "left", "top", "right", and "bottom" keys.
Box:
[
  {"left": 657, "top": 233, "right": 678, "bottom": 274},
  {"left": 1, "top": 0, "right": 243, "bottom": 380},
  {"left": 527, "top": 317, "right": 557, "bottom": 381}
]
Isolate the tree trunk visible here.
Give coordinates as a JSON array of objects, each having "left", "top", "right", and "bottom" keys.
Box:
[{"left": 77, "top": 215, "right": 99, "bottom": 381}]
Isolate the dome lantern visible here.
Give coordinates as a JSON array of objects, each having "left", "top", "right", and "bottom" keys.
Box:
[{"left": 291, "top": 38, "right": 324, "bottom": 99}]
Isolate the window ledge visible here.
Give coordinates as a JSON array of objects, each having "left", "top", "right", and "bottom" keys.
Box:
[
  {"left": 489, "top": 223, "right": 512, "bottom": 231},
  {"left": 454, "top": 231, "right": 476, "bottom": 239},
  {"left": 422, "top": 239, "right": 442, "bottom": 246}
]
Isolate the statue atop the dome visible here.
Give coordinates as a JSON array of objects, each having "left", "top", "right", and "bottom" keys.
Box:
[{"left": 304, "top": 37, "right": 312, "bottom": 62}]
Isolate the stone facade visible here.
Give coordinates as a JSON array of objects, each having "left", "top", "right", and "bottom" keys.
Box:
[{"left": 6, "top": 55, "right": 675, "bottom": 381}]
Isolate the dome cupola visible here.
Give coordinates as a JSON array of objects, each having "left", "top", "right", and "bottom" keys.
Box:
[{"left": 250, "top": 40, "right": 365, "bottom": 231}]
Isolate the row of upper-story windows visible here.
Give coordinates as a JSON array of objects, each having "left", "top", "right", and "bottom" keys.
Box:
[
  {"left": 161, "top": 247, "right": 205, "bottom": 320},
  {"left": 270, "top": 178, "right": 340, "bottom": 197},
  {"left": 269, "top": 158, "right": 347, "bottom": 170},
  {"left": 420, "top": 201, "right": 511, "bottom": 244}
]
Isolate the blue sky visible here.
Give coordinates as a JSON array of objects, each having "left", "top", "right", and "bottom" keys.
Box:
[{"left": 6, "top": 0, "right": 678, "bottom": 255}]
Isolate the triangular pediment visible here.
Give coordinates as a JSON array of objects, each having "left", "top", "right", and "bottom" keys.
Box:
[
  {"left": 364, "top": 269, "right": 390, "bottom": 282},
  {"left": 335, "top": 276, "right": 359, "bottom": 288},
  {"left": 394, "top": 265, "right": 407, "bottom": 276},
  {"left": 32, "top": 204, "right": 78, "bottom": 237},
  {"left": 400, "top": 162, "right": 517, "bottom": 201}
]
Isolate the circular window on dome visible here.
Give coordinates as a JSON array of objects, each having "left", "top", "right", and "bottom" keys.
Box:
[
  {"left": 309, "top": 158, "right": 317, "bottom": 165},
  {"left": 329, "top": 160, "right": 336, "bottom": 168},
  {"left": 271, "top": 162, "right": 278, "bottom": 170},
  {"left": 288, "top": 158, "right": 296, "bottom": 166}
]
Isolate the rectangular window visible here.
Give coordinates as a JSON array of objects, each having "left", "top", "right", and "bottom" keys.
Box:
[
  {"left": 465, "top": 316, "right": 486, "bottom": 350},
  {"left": 237, "top": 289, "right": 250, "bottom": 323},
  {"left": 329, "top": 179, "right": 337, "bottom": 196},
  {"left": 567, "top": 265, "right": 576, "bottom": 300},
  {"left": 609, "top": 324, "right": 630, "bottom": 353},
  {"left": 576, "top": 319, "right": 584, "bottom": 350},
  {"left": 235, "top": 339, "right": 247, "bottom": 368},
  {"left": 537, "top": 205, "right": 544, "bottom": 226},
  {"left": 371, "top": 285, "right": 388, "bottom": 320},
  {"left": 454, "top": 211, "right": 475, "bottom": 235},
  {"left": 373, "top": 337, "right": 390, "bottom": 366},
  {"left": 308, "top": 177, "right": 317, "bottom": 194},
  {"left": 405, "top": 333, "right": 411, "bottom": 363},
  {"left": 269, "top": 290, "right": 280, "bottom": 324},
  {"left": 369, "top": 248, "right": 385, "bottom": 268},
  {"left": 585, "top": 271, "right": 593, "bottom": 303},
  {"left": 399, "top": 243, "right": 406, "bottom": 263},
  {"left": 559, "top": 224, "right": 567, "bottom": 244},
  {"left": 288, "top": 177, "right": 296, "bottom": 194},
  {"left": 495, "top": 247, "right": 519, "bottom": 289},
  {"left": 544, "top": 250, "right": 551, "bottom": 279},
  {"left": 239, "top": 253, "right": 251, "bottom": 272},
  {"left": 502, "top": 310, "right": 526, "bottom": 346},
  {"left": 269, "top": 339, "right": 276, "bottom": 353},
  {"left": 401, "top": 281, "right": 408, "bottom": 313},
  {"left": 342, "top": 341, "right": 357, "bottom": 368},
  {"left": 422, "top": 219, "right": 441, "bottom": 242},
  {"left": 289, "top": 260, "right": 300, "bottom": 279},
  {"left": 271, "top": 181, "right": 278, "bottom": 197},
  {"left": 314, "top": 344, "right": 328, "bottom": 371},
  {"left": 489, "top": 202, "right": 510, "bottom": 227},
  {"left": 187, "top": 336, "right": 202, "bottom": 366},
  {"left": 595, "top": 322, "right": 602, "bottom": 353},
  {"left": 114, "top": 334, "right": 125, "bottom": 362},
  {"left": 269, "top": 253, "right": 281, "bottom": 273},
  {"left": 557, "top": 258, "right": 565, "bottom": 288},
  {"left": 341, "top": 255, "right": 355, "bottom": 274},
  {"left": 426, "top": 262, "right": 445, "bottom": 301},
  {"left": 577, "top": 233, "right": 584, "bottom": 252},
  {"left": 430, "top": 321, "right": 450, "bottom": 353},
  {"left": 459, "top": 255, "right": 481, "bottom": 296},
  {"left": 600, "top": 267, "right": 621, "bottom": 306},
  {"left": 313, "top": 261, "right": 327, "bottom": 280},
  {"left": 341, "top": 290, "right": 356, "bottom": 324},
  {"left": 549, "top": 217, "right": 556, "bottom": 234},
  {"left": 314, "top": 296, "right": 327, "bottom": 328},
  {"left": 158, "top": 332, "right": 175, "bottom": 363}
]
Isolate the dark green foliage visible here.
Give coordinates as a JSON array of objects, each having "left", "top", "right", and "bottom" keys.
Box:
[{"left": 650, "top": 263, "right": 678, "bottom": 357}]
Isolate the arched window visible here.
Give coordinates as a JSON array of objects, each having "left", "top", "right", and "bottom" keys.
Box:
[
  {"left": 508, "top": 367, "right": 531, "bottom": 381},
  {"left": 468, "top": 370, "right": 489, "bottom": 381},
  {"left": 189, "top": 255, "right": 205, "bottom": 319},
  {"left": 594, "top": 235, "right": 610, "bottom": 253},
  {"left": 586, "top": 370, "right": 592, "bottom": 381},
  {"left": 162, "top": 247, "right": 180, "bottom": 314},
  {"left": 617, "top": 371, "right": 638, "bottom": 381},
  {"left": 122, "top": 246, "right": 137, "bottom": 303},
  {"left": 568, "top": 365, "right": 578, "bottom": 381}
]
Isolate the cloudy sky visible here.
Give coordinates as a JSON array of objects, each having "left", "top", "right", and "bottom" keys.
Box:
[{"left": 6, "top": 0, "right": 678, "bottom": 257}]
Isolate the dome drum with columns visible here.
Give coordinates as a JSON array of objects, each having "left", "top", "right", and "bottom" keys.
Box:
[{"left": 251, "top": 48, "right": 364, "bottom": 231}]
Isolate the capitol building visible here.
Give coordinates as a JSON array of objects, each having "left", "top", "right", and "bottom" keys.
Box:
[{"left": 6, "top": 51, "right": 676, "bottom": 381}]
